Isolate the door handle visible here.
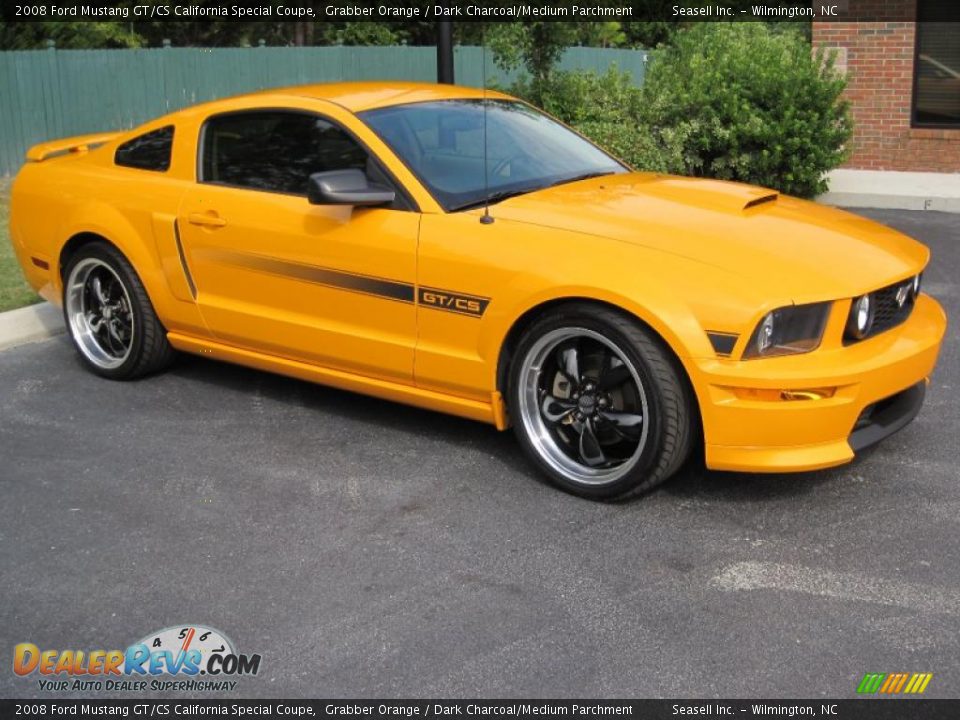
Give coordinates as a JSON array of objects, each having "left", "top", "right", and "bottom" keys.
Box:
[{"left": 188, "top": 212, "right": 227, "bottom": 228}]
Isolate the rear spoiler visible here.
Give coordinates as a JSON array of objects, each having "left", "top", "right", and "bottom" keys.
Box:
[{"left": 25, "top": 132, "right": 120, "bottom": 162}]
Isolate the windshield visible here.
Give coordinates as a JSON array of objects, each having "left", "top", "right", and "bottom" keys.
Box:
[{"left": 359, "top": 100, "right": 627, "bottom": 212}]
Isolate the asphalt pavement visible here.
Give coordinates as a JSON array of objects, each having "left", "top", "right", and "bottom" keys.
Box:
[{"left": 1, "top": 209, "right": 957, "bottom": 699}]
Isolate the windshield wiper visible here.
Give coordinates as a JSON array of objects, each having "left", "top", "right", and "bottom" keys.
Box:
[
  {"left": 449, "top": 171, "right": 619, "bottom": 213},
  {"left": 544, "top": 170, "right": 618, "bottom": 189},
  {"left": 450, "top": 186, "right": 545, "bottom": 213}
]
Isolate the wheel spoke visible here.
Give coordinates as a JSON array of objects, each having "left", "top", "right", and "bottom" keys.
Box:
[
  {"left": 578, "top": 418, "right": 606, "bottom": 467},
  {"left": 103, "top": 321, "right": 120, "bottom": 356},
  {"left": 598, "top": 411, "right": 643, "bottom": 440},
  {"left": 86, "top": 312, "right": 103, "bottom": 332},
  {"left": 107, "top": 319, "right": 125, "bottom": 345},
  {"left": 598, "top": 360, "right": 631, "bottom": 391},
  {"left": 557, "top": 341, "right": 581, "bottom": 386},
  {"left": 600, "top": 410, "right": 643, "bottom": 427},
  {"left": 91, "top": 275, "right": 110, "bottom": 305},
  {"left": 541, "top": 394, "right": 576, "bottom": 424}
]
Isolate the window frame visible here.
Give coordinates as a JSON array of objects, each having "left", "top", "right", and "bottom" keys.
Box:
[
  {"left": 114, "top": 125, "right": 175, "bottom": 173},
  {"left": 196, "top": 108, "right": 418, "bottom": 212},
  {"left": 911, "top": 5, "right": 960, "bottom": 130}
]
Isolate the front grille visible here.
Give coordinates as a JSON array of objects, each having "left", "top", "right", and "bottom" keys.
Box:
[{"left": 844, "top": 278, "right": 916, "bottom": 344}]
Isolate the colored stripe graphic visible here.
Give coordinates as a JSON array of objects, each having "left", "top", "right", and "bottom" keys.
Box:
[
  {"left": 204, "top": 249, "right": 490, "bottom": 316},
  {"left": 857, "top": 673, "right": 885, "bottom": 694},
  {"left": 857, "top": 672, "right": 932, "bottom": 694}
]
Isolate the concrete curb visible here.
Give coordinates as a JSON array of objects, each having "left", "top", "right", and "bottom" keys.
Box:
[
  {"left": 818, "top": 169, "right": 960, "bottom": 214},
  {"left": 0, "top": 302, "right": 64, "bottom": 352}
]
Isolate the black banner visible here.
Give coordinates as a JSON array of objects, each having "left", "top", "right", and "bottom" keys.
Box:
[
  {"left": 2, "top": 700, "right": 960, "bottom": 719},
  {"left": 3, "top": 1, "right": 960, "bottom": 24}
]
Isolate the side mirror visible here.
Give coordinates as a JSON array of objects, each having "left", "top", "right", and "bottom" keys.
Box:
[{"left": 307, "top": 169, "right": 395, "bottom": 207}]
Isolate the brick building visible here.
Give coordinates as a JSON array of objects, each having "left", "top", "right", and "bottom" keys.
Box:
[{"left": 813, "top": 0, "right": 959, "bottom": 209}]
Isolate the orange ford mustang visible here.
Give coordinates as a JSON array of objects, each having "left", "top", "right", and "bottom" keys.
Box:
[{"left": 8, "top": 82, "right": 947, "bottom": 499}]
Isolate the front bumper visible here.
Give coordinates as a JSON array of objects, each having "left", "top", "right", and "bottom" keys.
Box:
[{"left": 691, "top": 293, "right": 946, "bottom": 473}]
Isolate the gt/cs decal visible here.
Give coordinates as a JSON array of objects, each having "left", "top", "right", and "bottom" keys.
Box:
[{"left": 418, "top": 287, "right": 490, "bottom": 318}]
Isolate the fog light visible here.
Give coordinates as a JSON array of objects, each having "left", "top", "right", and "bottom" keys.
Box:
[{"left": 780, "top": 389, "right": 830, "bottom": 401}]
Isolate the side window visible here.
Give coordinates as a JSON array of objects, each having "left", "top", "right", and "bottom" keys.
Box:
[
  {"left": 115, "top": 126, "right": 174, "bottom": 172},
  {"left": 201, "top": 111, "right": 369, "bottom": 194}
]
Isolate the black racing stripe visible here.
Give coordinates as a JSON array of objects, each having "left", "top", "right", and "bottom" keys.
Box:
[
  {"left": 207, "top": 249, "right": 492, "bottom": 316},
  {"left": 706, "top": 331, "right": 738, "bottom": 356},
  {"left": 215, "top": 251, "right": 415, "bottom": 303}
]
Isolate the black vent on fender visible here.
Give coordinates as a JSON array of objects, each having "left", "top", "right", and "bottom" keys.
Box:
[{"left": 707, "top": 332, "right": 739, "bottom": 356}]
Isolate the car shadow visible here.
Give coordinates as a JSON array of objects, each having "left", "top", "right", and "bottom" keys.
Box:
[
  {"left": 165, "top": 351, "right": 532, "bottom": 468},
  {"left": 163, "top": 352, "right": 845, "bottom": 505}
]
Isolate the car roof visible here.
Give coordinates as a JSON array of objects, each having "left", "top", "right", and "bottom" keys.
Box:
[{"left": 253, "top": 81, "right": 513, "bottom": 112}]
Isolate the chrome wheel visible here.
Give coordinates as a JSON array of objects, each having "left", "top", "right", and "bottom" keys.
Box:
[
  {"left": 65, "top": 258, "right": 135, "bottom": 370},
  {"left": 517, "top": 327, "right": 650, "bottom": 486}
]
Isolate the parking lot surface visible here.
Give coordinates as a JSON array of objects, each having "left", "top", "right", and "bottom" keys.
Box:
[{"left": 1, "top": 209, "right": 958, "bottom": 699}]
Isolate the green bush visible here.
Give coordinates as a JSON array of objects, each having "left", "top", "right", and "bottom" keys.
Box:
[
  {"left": 638, "top": 23, "right": 852, "bottom": 197},
  {"left": 505, "top": 25, "right": 851, "bottom": 197}
]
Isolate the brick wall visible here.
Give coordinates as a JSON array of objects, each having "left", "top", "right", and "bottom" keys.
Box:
[{"left": 813, "top": 2, "right": 960, "bottom": 172}]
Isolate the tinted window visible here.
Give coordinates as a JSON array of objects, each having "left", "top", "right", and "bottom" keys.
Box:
[
  {"left": 201, "top": 111, "right": 368, "bottom": 194},
  {"left": 913, "top": 15, "right": 960, "bottom": 126},
  {"left": 361, "top": 100, "right": 625, "bottom": 212},
  {"left": 114, "top": 126, "right": 174, "bottom": 172}
]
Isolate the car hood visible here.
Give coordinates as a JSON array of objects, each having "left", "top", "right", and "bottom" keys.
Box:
[{"left": 492, "top": 173, "right": 928, "bottom": 303}]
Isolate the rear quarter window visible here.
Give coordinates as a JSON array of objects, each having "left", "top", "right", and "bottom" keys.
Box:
[{"left": 114, "top": 126, "right": 174, "bottom": 172}]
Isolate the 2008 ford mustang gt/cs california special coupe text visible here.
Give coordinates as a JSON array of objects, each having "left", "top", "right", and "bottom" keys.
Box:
[{"left": 9, "top": 82, "right": 947, "bottom": 499}]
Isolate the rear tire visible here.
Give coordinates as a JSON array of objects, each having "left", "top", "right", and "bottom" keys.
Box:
[
  {"left": 62, "top": 241, "right": 174, "bottom": 380},
  {"left": 508, "top": 303, "right": 694, "bottom": 500}
]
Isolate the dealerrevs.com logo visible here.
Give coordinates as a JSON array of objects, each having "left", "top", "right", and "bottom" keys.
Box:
[{"left": 13, "top": 625, "right": 261, "bottom": 693}]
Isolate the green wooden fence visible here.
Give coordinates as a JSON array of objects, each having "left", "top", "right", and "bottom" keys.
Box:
[{"left": 0, "top": 45, "right": 648, "bottom": 177}]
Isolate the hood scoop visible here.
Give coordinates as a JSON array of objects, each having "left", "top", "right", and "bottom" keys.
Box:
[
  {"left": 743, "top": 192, "right": 779, "bottom": 211},
  {"left": 629, "top": 176, "right": 782, "bottom": 215}
]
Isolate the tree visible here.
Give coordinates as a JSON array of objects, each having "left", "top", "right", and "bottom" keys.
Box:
[
  {"left": 487, "top": 22, "right": 580, "bottom": 105},
  {"left": 0, "top": 21, "right": 142, "bottom": 49}
]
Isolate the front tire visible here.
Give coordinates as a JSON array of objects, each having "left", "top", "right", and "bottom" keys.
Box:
[
  {"left": 63, "top": 241, "right": 174, "bottom": 380},
  {"left": 508, "top": 303, "right": 695, "bottom": 500}
]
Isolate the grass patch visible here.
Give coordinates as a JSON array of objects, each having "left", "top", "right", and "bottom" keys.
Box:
[{"left": 0, "top": 178, "right": 42, "bottom": 312}]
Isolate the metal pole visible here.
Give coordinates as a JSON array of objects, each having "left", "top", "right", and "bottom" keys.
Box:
[{"left": 436, "top": 21, "right": 454, "bottom": 84}]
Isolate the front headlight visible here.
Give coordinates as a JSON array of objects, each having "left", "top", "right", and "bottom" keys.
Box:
[
  {"left": 846, "top": 294, "right": 875, "bottom": 341},
  {"left": 743, "top": 302, "right": 831, "bottom": 359}
]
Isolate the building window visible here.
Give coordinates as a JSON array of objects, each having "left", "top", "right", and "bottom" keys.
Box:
[
  {"left": 115, "top": 126, "right": 174, "bottom": 171},
  {"left": 913, "top": 13, "right": 960, "bottom": 127}
]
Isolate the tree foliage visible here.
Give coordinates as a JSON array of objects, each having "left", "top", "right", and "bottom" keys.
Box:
[
  {"left": 505, "top": 24, "right": 853, "bottom": 198},
  {"left": 639, "top": 23, "right": 852, "bottom": 197},
  {"left": 0, "top": 21, "right": 142, "bottom": 49}
]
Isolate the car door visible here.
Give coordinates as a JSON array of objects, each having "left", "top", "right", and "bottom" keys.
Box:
[{"left": 176, "top": 109, "right": 419, "bottom": 384}]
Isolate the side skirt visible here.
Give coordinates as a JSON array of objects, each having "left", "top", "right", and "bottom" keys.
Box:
[{"left": 166, "top": 331, "right": 500, "bottom": 427}]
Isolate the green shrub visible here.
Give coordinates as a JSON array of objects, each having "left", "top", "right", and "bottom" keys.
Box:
[{"left": 638, "top": 23, "right": 852, "bottom": 197}]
